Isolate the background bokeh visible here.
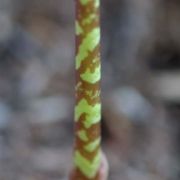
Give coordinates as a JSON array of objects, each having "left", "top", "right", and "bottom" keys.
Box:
[{"left": 0, "top": 0, "right": 180, "bottom": 179}]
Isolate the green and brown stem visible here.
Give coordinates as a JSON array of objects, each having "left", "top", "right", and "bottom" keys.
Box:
[{"left": 70, "top": 0, "right": 108, "bottom": 179}]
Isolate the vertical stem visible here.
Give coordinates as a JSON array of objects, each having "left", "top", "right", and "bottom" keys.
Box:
[{"left": 71, "top": 0, "right": 105, "bottom": 179}]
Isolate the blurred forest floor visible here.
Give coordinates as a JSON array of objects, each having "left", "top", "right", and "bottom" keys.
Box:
[{"left": 0, "top": 0, "right": 180, "bottom": 179}]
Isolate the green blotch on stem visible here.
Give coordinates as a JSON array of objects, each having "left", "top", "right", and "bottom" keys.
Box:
[
  {"left": 74, "top": 150, "right": 101, "bottom": 178},
  {"left": 76, "top": 21, "right": 83, "bottom": 35},
  {"left": 80, "top": 64, "right": 101, "bottom": 83},
  {"left": 95, "top": 0, "right": 100, "bottom": 8},
  {"left": 82, "top": 14, "right": 97, "bottom": 25},
  {"left": 80, "top": 0, "right": 89, "bottom": 5},
  {"left": 84, "top": 138, "right": 101, "bottom": 152},
  {"left": 75, "top": 99, "right": 101, "bottom": 128},
  {"left": 77, "top": 130, "right": 89, "bottom": 142},
  {"left": 76, "top": 28, "right": 100, "bottom": 69}
]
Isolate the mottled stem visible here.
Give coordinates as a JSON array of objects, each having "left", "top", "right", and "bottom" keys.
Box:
[{"left": 70, "top": 0, "right": 108, "bottom": 179}]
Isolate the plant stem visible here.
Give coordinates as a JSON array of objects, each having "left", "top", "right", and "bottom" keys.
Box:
[{"left": 70, "top": 0, "right": 108, "bottom": 179}]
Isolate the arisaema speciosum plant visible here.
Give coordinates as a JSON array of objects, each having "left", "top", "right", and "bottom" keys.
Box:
[{"left": 70, "top": 0, "right": 108, "bottom": 179}]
